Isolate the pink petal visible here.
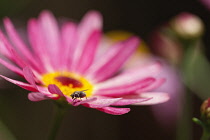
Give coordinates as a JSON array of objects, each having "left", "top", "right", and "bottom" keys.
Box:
[
  {"left": 79, "top": 11, "right": 102, "bottom": 33},
  {"left": 0, "top": 75, "right": 37, "bottom": 91},
  {"left": 0, "top": 31, "right": 38, "bottom": 75},
  {"left": 27, "top": 18, "right": 51, "bottom": 72},
  {"left": 96, "top": 61, "right": 162, "bottom": 88},
  {"left": 0, "top": 38, "right": 10, "bottom": 58},
  {"left": 95, "top": 77, "right": 155, "bottom": 96},
  {"left": 0, "top": 30, "right": 26, "bottom": 68},
  {"left": 60, "top": 22, "right": 77, "bottom": 70},
  {"left": 136, "top": 78, "right": 166, "bottom": 93},
  {"left": 111, "top": 97, "right": 152, "bottom": 106},
  {"left": 22, "top": 67, "right": 44, "bottom": 91},
  {"left": 0, "top": 58, "right": 23, "bottom": 76},
  {"left": 3, "top": 18, "right": 42, "bottom": 73},
  {"left": 71, "top": 11, "right": 102, "bottom": 70},
  {"left": 76, "top": 30, "right": 101, "bottom": 74},
  {"left": 87, "top": 37, "right": 140, "bottom": 82},
  {"left": 96, "top": 107, "right": 130, "bottom": 115},
  {"left": 133, "top": 92, "right": 170, "bottom": 105},
  {"left": 8, "top": 47, "right": 28, "bottom": 68},
  {"left": 38, "top": 10, "right": 61, "bottom": 69},
  {"left": 23, "top": 66, "right": 37, "bottom": 87},
  {"left": 71, "top": 97, "right": 97, "bottom": 106},
  {"left": 0, "top": 30, "right": 12, "bottom": 59},
  {"left": 0, "top": 30, "right": 41, "bottom": 74},
  {"left": 48, "top": 84, "right": 64, "bottom": 96},
  {"left": 83, "top": 97, "right": 122, "bottom": 108},
  {"left": 65, "top": 96, "right": 74, "bottom": 103},
  {"left": 28, "top": 92, "right": 49, "bottom": 101},
  {"left": 3, "top": 18, "right": 31, "bottom": 56},
  {"left": 35, "top": 86, "right": 60, "bottom": 100}
]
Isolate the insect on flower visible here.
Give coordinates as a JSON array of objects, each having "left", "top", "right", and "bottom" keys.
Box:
[{"left": 70, "top": 90, "right": 88, "bottom": 101}]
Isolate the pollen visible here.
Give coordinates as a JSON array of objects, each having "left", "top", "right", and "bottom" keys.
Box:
[{"left": 42, "top": 72, "right": 94, "bottom": 97}]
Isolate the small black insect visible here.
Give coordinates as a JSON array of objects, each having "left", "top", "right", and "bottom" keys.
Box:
[{"left": 70, "top": 90, "right": 87, "bottom": 101}]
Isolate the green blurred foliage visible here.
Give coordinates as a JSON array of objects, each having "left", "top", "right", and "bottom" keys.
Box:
[
  {"left": 183, "top": 44, "right": 210, "bottom": 100},
  {"left": 0, "top": 0, "right": 32, "bottom": 18}
]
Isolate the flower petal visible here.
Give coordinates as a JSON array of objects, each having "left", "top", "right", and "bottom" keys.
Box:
[
  {"left": 0, "top": 29, "right": 27, "bottom": 68},
  {"left": 27, "top": 18, "right": 51, "bottom": 72},
  {"left": 23, "top": 66, "right": 37, "bottom": 87},
  {"left": 3, "top": 18, "right": 43, "bottom": 73},
  {"left": 111, "top": 97, "right": 152, "bottom": 106},
  {"left": 76, "top": 30, "right": 101, "bottom": 74},
  {"left": 0, "top": 32, "right": 42, "bottom": 76},
  {"left": 136, "top": 78, "right": 166, "bottom": 93},
  {"left": 87, "top": 37, "right": 140, "bottom": 82},
  {"left": 0, "top": 58, "right": 23, "bottom": 76},
  {"left": 48, "top": 84, "right": 64, "bottom": 96},
  {"left": 79, "top": 10, "right": 102, "bottom": 33},
  {"left": 95, "top": 77, "right": 155, "bottom": 96},
  {"left": 0, "top": 38, "right": 10, "bottom": 58},
  {"left": 133, "top": 92, "right": 170, "bottom": 105},
  {"left": 96, "top": 107, "right": 130, "bottom": 115},
  {"left": 71, "top": 97, "right": 97, "bottom": 106},
  {"left": 28, "top": 92, "right": 49, "bottom": 101},
  {"left": 4, "top": 18, "right": 31, "bottom": 57},
  {"left": 83, "top": 97, "right": 122, "bottom": 108},
  {"left": 71, "top": 11, "right": 102, "bottom": 70},
  {"left": 97, "top": 61, "right": 162, "bottom": 88},
  {"left": 60, "top": 22, "right": 77, "bottom": 70},
  {"left": 38, "top": 10, "right": 61, "bottom": 69},
  {"left": 0, "top": 75, "right": 37, "bottom": 91}
]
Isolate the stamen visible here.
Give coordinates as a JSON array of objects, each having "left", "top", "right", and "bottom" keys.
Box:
[
  {"left": 55, "top": 76, "right": 83, "bottom": 87},
  {"left": 42, "top": 72, "right": 94, "bottom": 97}
]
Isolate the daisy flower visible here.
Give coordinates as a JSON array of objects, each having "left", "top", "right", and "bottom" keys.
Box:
[{"left": 0, "top": 10, "right": 169, "bottom": 115}]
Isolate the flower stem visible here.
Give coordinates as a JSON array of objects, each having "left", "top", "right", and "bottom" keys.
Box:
[
  {"left": 176, "top": 39, "right": 199, "bottom": 140},
  {"left": 193, "top": 118, "right": 210, "bottom": 140},
  {"left": 176, "top": 89, "right": 193, "bottom": 140},
  {"left": 201, "top": 130, "right": 210, "bottom": 140},
  {"left": 0, "top": 119, "right": 17, "bottom": 140},
  {"left": 48, "top": 102, "right": 67, "bottom": 140}
]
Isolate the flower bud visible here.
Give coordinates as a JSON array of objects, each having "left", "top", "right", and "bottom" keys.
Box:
[
  {"left": 171, "top": 12, "right": 204, "bottom": 39},
  {"left": 201, "top": 98, "right": 210, "bottom": 121}
]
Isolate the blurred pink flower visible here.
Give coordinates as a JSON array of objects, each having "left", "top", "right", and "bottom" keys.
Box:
[
  {"left": 150, "top": 30, "right": 183, "bottom": 65},
  {"left": 201, "top": 98, "right": 210, "bottom": 120},
  {"left": 151, "top": 60, "right": 184, "bottom": 128},
  {"left": 129, "top": 56, "right": 183, "bottom": 127},
  {"left": 0, "top": 10, "right": 169, "bottom": 115},
  {"left": 200, "top": 0, "right": 210, "bottom": 10},
  {"left": 125, "top": 51, "right": 183, "bottom": 126}
]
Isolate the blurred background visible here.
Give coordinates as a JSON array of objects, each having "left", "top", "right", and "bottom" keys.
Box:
[{"left": 0, "top": 0, "right": 209, "bottom": 140}]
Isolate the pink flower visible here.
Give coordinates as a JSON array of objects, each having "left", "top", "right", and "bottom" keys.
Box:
[
  {"left": 200, "top": 0, "right": 210, "bottom": 10},
  {"left": 0, "top": 10, "right": 169, "bottom": 115},
  {"left": 201, "top": 98, "right": 210, "bottom": 120},
  {"left": 151, "top": 60, "right": 184, "bottom": 128}
]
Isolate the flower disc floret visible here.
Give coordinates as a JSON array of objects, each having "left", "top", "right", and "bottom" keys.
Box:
[{"left": 42, "top": 72, "right": 94, "bottom": 97}]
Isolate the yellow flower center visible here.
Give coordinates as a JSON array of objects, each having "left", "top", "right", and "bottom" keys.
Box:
[{"left": 42, "top": 72, "right": 94, "bottom": 97}]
